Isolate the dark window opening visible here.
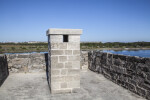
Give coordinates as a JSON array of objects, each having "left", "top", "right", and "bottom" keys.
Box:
[{"left": 63, "top": 35, "right": 68, "bottom": 42}]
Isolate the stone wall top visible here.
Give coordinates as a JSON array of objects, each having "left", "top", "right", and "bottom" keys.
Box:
[
  {"left": 46, "top": 28, "right": 82, "bottom": 35},
  {"left": 0, "top": 54, "right": 5, "bottom": 57}
]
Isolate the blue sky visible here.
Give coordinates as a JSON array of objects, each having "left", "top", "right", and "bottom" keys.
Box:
[{"left": 0, "top": 0, "right": 150, "bottom": 42}]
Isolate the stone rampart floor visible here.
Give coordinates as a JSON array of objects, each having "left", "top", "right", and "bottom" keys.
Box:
[{"left": 0, "top": 70, "right": 146, "bottom": 100}]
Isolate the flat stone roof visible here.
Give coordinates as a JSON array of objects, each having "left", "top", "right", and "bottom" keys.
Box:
[
  {"left": 0, "top": 70, "right": 146, "bottom": 100},
  {"left": 46, "top": 28, "right": 82, "bottom": 35}
]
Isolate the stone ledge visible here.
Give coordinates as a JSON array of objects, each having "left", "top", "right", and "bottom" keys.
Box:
[{"left": 46, "top": 28, "right": 82, "bottom": 35}]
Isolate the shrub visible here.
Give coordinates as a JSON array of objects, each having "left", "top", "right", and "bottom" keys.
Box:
[
  {"left": 20, "top": 47, "right": 26, "bottom": 50},
  {"left": 11, "top": 47, "right": 15, "bottom": 51},
  {"left": 36, "top": 48, "right": 40, "bottom": 50}
]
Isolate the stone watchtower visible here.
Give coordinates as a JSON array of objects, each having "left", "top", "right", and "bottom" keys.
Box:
[{"left": 46, "top": 28, "right": 82, "bottom": 93}]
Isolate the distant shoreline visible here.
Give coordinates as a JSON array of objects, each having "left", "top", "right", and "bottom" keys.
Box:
[
  {"left": 1, "top": 48, "right": 150, "bottom": 54},
  {"left": 0, "top": 42, "right": 150, "bottom": 54},
  {"left": 81, "top": 48, "right": 150, "bottom": 51}
]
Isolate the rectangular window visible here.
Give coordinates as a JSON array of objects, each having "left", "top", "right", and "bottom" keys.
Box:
[{"left": 63, "top": 35, "right": 68, "bottom": 42}]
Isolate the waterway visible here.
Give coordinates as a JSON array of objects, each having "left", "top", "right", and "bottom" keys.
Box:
[
  {"left": 103, "top": 50, "right": 150, "bottom": 58},
  {"left": 4, "top": 50, "right": 150, "bottom": 58}
]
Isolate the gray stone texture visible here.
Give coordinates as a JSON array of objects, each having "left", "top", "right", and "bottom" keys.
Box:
[
  {"left": 80, "top": 51, "right": 88, "bottom": 71},
  {"left": 0, "top": 71, "right": 146, "bottom": 100},
  {"left": 4, "top": 51, "right": 88, "bottom": 73},
  {"left": 88, "top": 51, "right": 150, "bottom": 100},
  {"left": 47, "top": 28, "right": 82, "bottom": 93},
  {"left": 0, "top": 54, "right": 9, "bottom": 86},
  {"left": 6, "top": 53, "right": 47, "bottom": 73},
  {"left": 68, "top": 43, "right": 80, "bottom": 50},
  {"left": 47, "top": 29, "right": 82, "bottom": 35}
]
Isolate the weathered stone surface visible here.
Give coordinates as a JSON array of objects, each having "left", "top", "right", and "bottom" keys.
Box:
[
  {"left": 59, "top": 56, "right": 67, "bottom": 62},
  {"left": 69, "top": 35, "right": 80, "bottom": 43},
  {"left": 51, "top": 76, "right": 65, "bottom": 82},
  {"left": 51, "top": 56, "right": 58, "bottom": 64},
  {"left": 51, "top": 50, "right": 64, "bottom": 55},
  {"left": 6, "top": 53, "right": 47, "bottom": 73},
  {"left": 51, "top": 63, "right": 64, "bottom": 69},
  {"left": 0, "top": 54, "right": 9, "bottom": 86},
  {"left": 17, "top": 54, "right": 29, "bottom": 58},
  {"left": 73, "top": 50, "right": 80, "bottom": 55},
  {"left": 68, "top": 81, "right": 80, "bottom": 88},
  {"left": 7, "top": 54, "right": 17, "bottom": 59},
  {"left": 51, "top": 89, "right": 72, "bottom": 94},
  {"left": 65, "top": 50, "right": 72, "bottom": 55},
  {"left": 47, "top": 29, "right": 82, "bottom": 35},
  {"left": 51, "top": 82, "right": 60, "bottom": 89},
  {"left": 65, "top": 62, "right": 72, "bottom": 69},
  {"left": 51, "top": 43, "right": 59, "bottom": 49},
  {"left": 61, "top": 69, "right": 67, "bottom": 75},
  {"left": 68, "top": 69, "right": 80, "bottom": 75},
  {"left": 51, "top": 69, "right": 60, "bottom": 76},
  {"left": 61, "top": 82, "right": 67, "bottom": 88},
  {"left": 80, "top": 51, "right": 88, "bottom": 71},
  {"left": 72, "top": 61, "right": 80, "bottom": 69},
  {"left": 50, "top": 35, "right": 63, "bottom": 43},
  {"left": 6, "top": 51, "right": 87, "bottom": 73},
  {"left": 47, "top": 28, "right": 82, "bottom": 94},
  {"left": 31, "top": 53, "right": 45, "bottom": 58},
  {"left": 0, "top": 71, "right": 146, "bottom": 100},
  {"left": 88, "top": 51, "right": 150, "bottom": 100},
  {"left": 73, "top": 75, "right": 80, "bottom": 81},
  {"left": 68, "top": 56, "right": 80, "bottom": 61},
  {"left": 147, "top": 91, "right": 150, "bottom": 100},
  {"left": 68, "top": 43, "right": 80, "bottom": 50},
  {"left": 51, "top": 43, "right": 68, "bottom": 50},
  {"left": 59, "top": 43, "right": 67, "bottom": 49}
]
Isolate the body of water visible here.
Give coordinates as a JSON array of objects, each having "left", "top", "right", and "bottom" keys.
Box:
[
  {"left": 4, "top": 50, "right": 150, "bottom": 58},
  {"left": 103, "top": 50, "right": 150, "bottom": 58}
]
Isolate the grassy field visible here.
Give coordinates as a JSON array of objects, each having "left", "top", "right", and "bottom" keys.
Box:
[
  {"left": 0, "top": 42, "right": 150, "bottom": 53},
  {"left": 0, "top": 43, "right": 48, "bottom": 53}
]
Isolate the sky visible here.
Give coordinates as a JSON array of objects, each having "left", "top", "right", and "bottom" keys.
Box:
[{"left": 0, "top": 0, "right": 150, "bottom": 42}]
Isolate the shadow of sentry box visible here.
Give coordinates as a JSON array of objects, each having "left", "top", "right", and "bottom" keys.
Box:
[{"left": 46, "top": 28, "right": 82, "bottom": 93}]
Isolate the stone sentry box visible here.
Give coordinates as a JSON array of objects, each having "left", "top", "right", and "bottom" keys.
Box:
[{"left": 46, "top": 28, "right": 82, "bottom": 93}]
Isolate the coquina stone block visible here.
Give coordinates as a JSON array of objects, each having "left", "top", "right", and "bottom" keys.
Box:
[
  {"left": 89, "top": 51, "right": 150, "bottom": 100},
  {"left": 47, "top": 28, "right": 82, "bottom": 93},
  {"left": 6, "top": 53, "right": 47, "bottom": 73},
  {"left": 5, "top": 51, "right": 88, "bottom": 73}
]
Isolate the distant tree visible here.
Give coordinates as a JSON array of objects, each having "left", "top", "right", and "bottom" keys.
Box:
[
  {"left": 21, "top": 47, "right": 26, "bottom": 50},
  {"left": 11, "top": 47, "right": 15, "bottom": 51},
  {"left": 44, "top": 45, "right": 48, "bottom": 48},
  {"left": 36, "top": 48, "right": 40, "bottom": 50}
]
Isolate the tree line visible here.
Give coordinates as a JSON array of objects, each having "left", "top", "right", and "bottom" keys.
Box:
[
  {"left": 81, "top": 42, "right": 150, "bottom": 48},
  {"left": 0, "top": 42, "right": 48, "bottom": 46},
  {"left": 0, "top": 42, "right": 150, "bottom": 48}
]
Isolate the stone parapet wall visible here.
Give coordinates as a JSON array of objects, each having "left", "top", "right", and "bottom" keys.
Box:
[
  {"left": 89, "top": 51, "right": 150, "bottom": 100},
  {"left": 80, "top": 51, "right": 88, "bottom": 71},
  {"left": 0, "top": 54, "right": 9, "bottom": 86},
  {"left": 6, "top": 51, "right": 88, "bottom": 73},
  {"left": 6, "top": 53, "right": 48, "bottom": 73}
]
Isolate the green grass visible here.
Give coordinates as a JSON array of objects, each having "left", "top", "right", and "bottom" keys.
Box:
[{"left": 0, "top": 42, "right": 150, "bottom": 53}]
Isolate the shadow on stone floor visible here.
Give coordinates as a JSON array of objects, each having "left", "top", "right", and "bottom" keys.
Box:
[{"left": 44, "top": 53, "right": 51, "bottom": 92}]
